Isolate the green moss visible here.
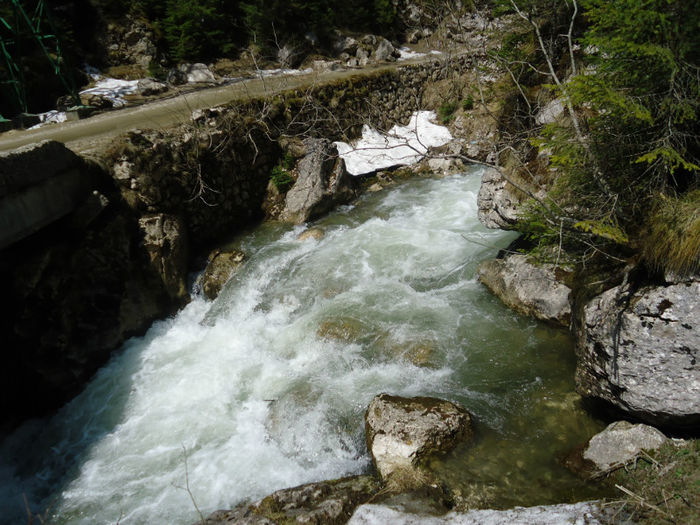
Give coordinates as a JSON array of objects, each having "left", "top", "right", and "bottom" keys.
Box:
[
  {"left": 461, "top": 95, "right": 475, "bottom": 111},
  {"left": 438, "top": 101, "right": 458, "bottom": 124},
  {"left": 271, "top": 165, "right": 294, "bottom": 193}
]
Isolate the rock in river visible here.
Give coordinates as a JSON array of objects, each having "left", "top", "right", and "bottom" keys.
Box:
[
  {"left": 478, "top": 254, "right": 572, "bottom": 326},
  {"left": 202, "top": 475, "right": 380, "bottom": 525},
  {"left": 281, "top": 138, "right": 357, "bottom": 224},
  {"left": 365, "top": 394, "right": 473, "bottom": 480},
  {"left": 199, "top": 248, "right": 246, "bottom": 300}
]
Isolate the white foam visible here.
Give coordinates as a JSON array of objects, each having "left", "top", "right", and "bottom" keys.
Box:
[{"left": 0, "top": 170, "right": 521, "bottom": 525}]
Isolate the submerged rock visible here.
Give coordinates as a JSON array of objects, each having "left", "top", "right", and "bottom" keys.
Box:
[
  {"left": 583, "top": 421, "right": 667, "bottom": 472},
  {"left": 575, "top": 280, "right": 700, "bottom": 427},
  {"left": 297, "top": 227, "right": 325, "bottom": 241},
  {"left": 365, "top": 394, "right": 473, "bottom": 480},
  {"left": 478, "top": 254, "right": 572, "bottom": 326},
  {"left": 203, "top": 475, "right": 380, "bottom": 525},
  {"left": 281, "top": 138, "right": 357, "bottom": 224},
  {"left": 199, "top": 248, "right": 246, "bottom": 300}
]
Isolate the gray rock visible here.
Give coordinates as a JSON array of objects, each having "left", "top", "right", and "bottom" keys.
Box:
[
  {"left": 406, "top": 29, "right": 423, "bottom": 44},
  {"left": 374, "top": 38, "right": 398, "bottom": 62},
  {"left": 576, "top": 280, "right": 700, "bottom": 426},
  {"left": 427, "top": 157, "right": 464, "bottom": 175},
  {"left": 478, "top": 254, "right": 572, "bottom": 326},
  {"left": 280, "top": 138, "right": 357, "bottom": 224},
  {"left": 312, "top": 60, "right": 342, "bottom": 72},
  {"left": 136, "top": 78, "right": 168, "bottom": 96},
  {"left": 356, "top": 47, "right": 370, "bottom": 67},
  {"left": 477, "top": 167, "right": 521, "bottom": 230},
  {"left": 184, "top": 63, "right": 216, "bottom": 83},
  {"left": 79, "top": 92, "right": 113, "bottom": 109},
  {"left": 583, "top": 421, "right": 667, "bottom": 471},
  {"left": 203, "top": 476, "right": 380, "bottom": 525},
  {"left": 365, "top": 394, "right": 473, "bottom": 479},
  {"left": 277, "top": 43, "right": 297, "bottom": 68},
  {"left": 168, "top": 63, "right": 216, "bottom": 85},
  {"left": 166, "top": 67, "right": 187, "bottom": 86},
  {"left": 349, "top": 501, "right": 614, "bottom": 525},
  {"left": 334, "top": 35, "right": 358, "bottom": 55},
  {"left": 198, "top": 248, "right": 246, "bottom": 300},
  {"left": 138, "top": 213, "right": 189, "bottom": 303},
  {"left": 535, "top": 99, "right": 565, "bottom": 125}
]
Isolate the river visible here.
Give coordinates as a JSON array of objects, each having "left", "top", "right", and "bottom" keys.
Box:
[{"left": 0, "top": 168, "right": 607, "bottom": 524}]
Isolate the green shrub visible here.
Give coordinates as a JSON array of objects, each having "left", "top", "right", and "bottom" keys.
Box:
[
  {"left": 271, "top": 165, "right": 294, "bottom": 193},
  {"left": 461, "top": 95, "right": 474, "bottom": 111},
  {"left": 438, "top": 101, "right": 458, "bottom": 124}
]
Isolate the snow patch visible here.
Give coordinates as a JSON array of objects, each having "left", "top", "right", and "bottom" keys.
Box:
[
  {"left": 334, "top": 111, "right": 453, "bottom": 176},
  {"left": 28, "top": 110, "right": 68, "bottom": 129},
  {"left": 258, "top": 68, "right": 313, "bottom": 78},
  {"left": 80, "top": 78, "right": 140, "bottom": 107},
  {"left": 397, "top": 48, "right": 443, "bottom": 61}
]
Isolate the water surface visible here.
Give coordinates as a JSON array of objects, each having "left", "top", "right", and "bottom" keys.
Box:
[{"left": 0, "top": 169, "right": 607, "bottom": 524}]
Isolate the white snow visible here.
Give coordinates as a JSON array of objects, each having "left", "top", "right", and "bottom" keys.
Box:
[
  {"left": 397, "top": 47, "right": 425, "bottom": 60},
  {"left": 334, "top": 110, "right": 453, "bottom": 176},
  {"left": 258, "top": 68, "right": 313, "bottom": 78},
  {"left": 28, "top": 110, "right": 68, "bottom": 129},
  {"left": 397, "top": 48, "right": 443, "bottom": 61},
  {"left": 80, "top": 78, "right": 140, "bottom": 107}
]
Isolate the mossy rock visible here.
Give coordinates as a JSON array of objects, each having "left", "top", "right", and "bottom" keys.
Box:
[{"left": 200, "top": 248, "right": 246, "bottom": 300}]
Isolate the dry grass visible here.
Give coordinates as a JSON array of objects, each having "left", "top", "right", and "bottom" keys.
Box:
[
  {"left": 640, "top": 190, "right": 700, "bottom": 277},
  {"left": 384, "top": 466, "right": 432, "bottom": 493},
  {"left": 611, "top": 440, "right": 700, "bottom": 524}
]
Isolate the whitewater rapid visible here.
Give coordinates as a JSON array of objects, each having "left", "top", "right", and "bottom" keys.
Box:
[{"left": 0, "top": 169, "right": 603, "bottom": 524}]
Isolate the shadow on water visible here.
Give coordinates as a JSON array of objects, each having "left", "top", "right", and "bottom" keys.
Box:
[{"left": 0, "top": 318, "right": 172, "bottom": 523}]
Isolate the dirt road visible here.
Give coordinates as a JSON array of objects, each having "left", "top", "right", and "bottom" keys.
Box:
[{"left": 0, "top": 61, "right": 410, "bottom": 156}]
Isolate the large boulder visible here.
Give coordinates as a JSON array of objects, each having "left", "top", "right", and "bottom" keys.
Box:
[
  {"left": 576, "top": 279, "right": 700, "bottom": 427},
  {"left": 280, "top": 138, "right": 357, "bottom": 224},
  {"left": 365, "top": 394, "right": 473, "bottom": 480},
  {"left": 478, "top": 254, "right": 572, "bottom": 326},
  {"left": 203, "top": 475, "right": 380, "bottom": 525},
  {"left": 583, "top": 421, "right": 667, "bottom": 472},
  {"left": 374, "top": 38, "right": 398, "bottom": 62},
  {"left": 477, "top": 167, "right": 522, "bottom": 230}
]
